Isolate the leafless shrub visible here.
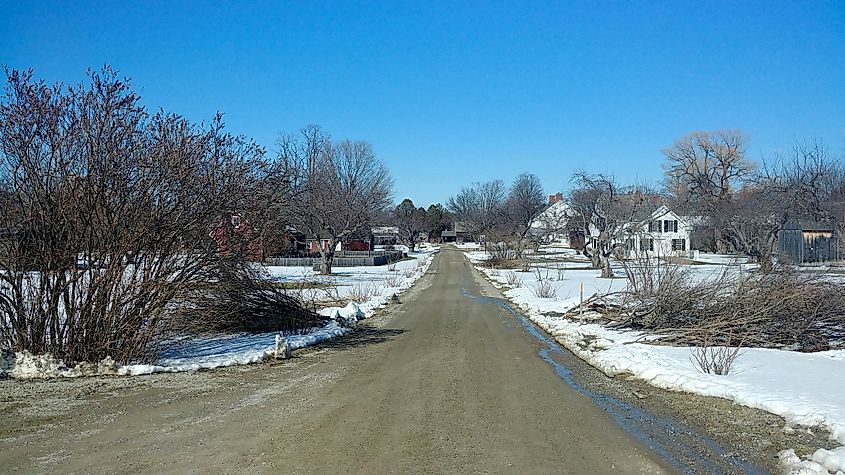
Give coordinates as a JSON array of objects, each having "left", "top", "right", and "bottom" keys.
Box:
[
  {"left": 384, "top": 274, "right": 403, "bottom": 287},
  {"left": 348, "top": 282, "right": 378, "bottom": 302},
  {"left": 532, "top": 280, "right": 558, "bottom": 299},
  {"left": 607, "top": 256, "right": 845, "bottom": 351},
  {"left": 505, "top": 271, "right": 522, "bottom": 287},
  {"left": 487, "top": 241, "right": 519, "bottom": 262},
  {"left": 177, "top": 261, "right": 328, "bottom": 335},
  {"left": 485, "top": 255, "right": 521, "bottom": 270},
  {"left": 388, "top": 262, "right": 397, "bottom": 272},
  {"left": 689, "top": 332, "right": 745, "bottom": 375},
  {"left": 316, "top": 284, "right": 345, "bottom": 308},
  {"left": 533, "top": 266, "right": 552, "bottom": 282},
  {"left": 554, "top": 263, "right": 566, "bottom": 281},
  {"left": 403, "top": 268, "right": 415, "bottom": 279},
  {"left": 0, "top": 67, "right": 305, "bottom": 364},
  {"left": 531, "top": 267, "right": 558, "bottom": 298}
]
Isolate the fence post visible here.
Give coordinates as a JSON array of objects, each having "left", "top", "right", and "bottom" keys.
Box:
[{"left": 579, "top": 282, "right": 584, "bottom": 319}]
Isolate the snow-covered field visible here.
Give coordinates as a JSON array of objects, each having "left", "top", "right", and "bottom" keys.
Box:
[
  {"left": 465, "top": 247, "right": 845, "bottom": 475},
  {"left": 1, "top": 247, "right": 438, "bottom": 380}
]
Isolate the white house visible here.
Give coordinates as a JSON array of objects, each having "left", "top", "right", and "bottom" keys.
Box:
[
  {"left": 622, "top": 205, "right": 695, "bottom": 258},
  {"left": 529, "top": 195, "right": 574, "bottom": 243}
]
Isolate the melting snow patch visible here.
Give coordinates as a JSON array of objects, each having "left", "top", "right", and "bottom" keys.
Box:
[{"left": 5, "top": 248, "right": 437, "bottom": 380}]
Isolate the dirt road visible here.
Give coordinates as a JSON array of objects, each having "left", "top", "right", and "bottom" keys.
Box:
[{"left": 2, "top": 248, "right": 682, "bottom": 473}]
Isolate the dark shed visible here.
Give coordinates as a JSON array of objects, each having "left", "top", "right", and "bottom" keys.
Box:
[{"left": 778, "top": 218, "right": 840, "bottom": 264}]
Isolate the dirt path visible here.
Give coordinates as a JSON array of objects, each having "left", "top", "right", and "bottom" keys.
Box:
[{"left": 0, "top": 247, "right": 678, "bottom": 474}]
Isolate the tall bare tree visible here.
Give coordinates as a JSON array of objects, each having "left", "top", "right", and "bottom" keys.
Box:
[
  {"left": 663, "top": 130, "right": 753, "bottom": 203},
  {"left": 663, "top": 130, "right": 754, "bottom": 251},
  {"left": 446, "top": 179, "right": 507, "bottom": 240},
  {"left": 504, "top": 173, "right": 546, "bottom": 239},
  {"left": 279, "top": 126, "right": 394, "bottom": 274}
]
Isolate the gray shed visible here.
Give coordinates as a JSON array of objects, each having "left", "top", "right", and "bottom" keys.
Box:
[{"left": 778, "top": 218, "right": 840, "bottom": 264}]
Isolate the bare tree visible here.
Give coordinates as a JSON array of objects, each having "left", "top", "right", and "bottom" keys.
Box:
[
  {"left": 279, "top": 126, "right": 394, "bottom": 274},
  {"left": 719, "top": 140, "right": 842, "bottom": 271},
  {"left": 446, "top": 179, "right": 507, "bottom": 240},
  {"left": 663, "top": 130, "right": 754, "bottom": 251},
  {"left": 504, "top": 173, "right": 546, "bottom": 239},
  {"left": 568, "top": 172, "right": 653, "bottom": 278},
  {"left": 663, "top": 130, "right": 753, "bottom": 204},
  {"left": 480, "top": 173, "right": 547, "bottom": 259},
  {"left": 394, "top": 198, "right": 429, "bottom": 252}
]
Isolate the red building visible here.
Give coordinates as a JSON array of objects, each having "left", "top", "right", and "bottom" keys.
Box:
[{"left": 210, "top": 214, "right": 263, "bottom": 261}]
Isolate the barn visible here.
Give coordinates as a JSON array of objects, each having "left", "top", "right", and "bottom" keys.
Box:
[{"left": 778, "top": 218, "right": 840, "bottom": 264}]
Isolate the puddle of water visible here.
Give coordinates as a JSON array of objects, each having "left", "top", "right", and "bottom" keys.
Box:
[{"left": 462, "top": 287, "right": 765, "bottom": 475}]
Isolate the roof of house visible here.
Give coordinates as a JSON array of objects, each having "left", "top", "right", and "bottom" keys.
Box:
[
  {"left": 441, "top": 230, "right": 457, "bottom": 237},
  {"left": 529, "top": 200, "right": 573, "bottom": 230},
  {"left": 782, "top": 217, "right": 836, "bottom": 232},
  {"left": 372, "top": 226, "right": 399, "bottom": 235},
  {"left": 453, "top": 222, "right": 471, "bottom": 233}
]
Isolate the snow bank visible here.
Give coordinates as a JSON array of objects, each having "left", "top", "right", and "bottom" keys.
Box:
[
  {"left": 530, "top": 314, "right": 845, "bottom": 446},
  {"left": 780, "top": 447, "right": 845, "bottom": 474},
  {"left": 466, "top": 247, "right": 845, "bottom": 474},
  {"left": 6, "top": 249, "right": 438, "bottom": 380},
  {"left": 118, "top": 321, "right": 354, "bottom": 376}
]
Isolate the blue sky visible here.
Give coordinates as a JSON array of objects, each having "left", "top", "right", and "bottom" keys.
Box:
[{"left": 2, "top": 1, "right": 844, "bottom": 207}]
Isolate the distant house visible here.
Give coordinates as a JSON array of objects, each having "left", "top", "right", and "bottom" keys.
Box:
[
  {"left": 304, "top": 226, "right": 402, "bottom": 253},
  {"left": 621, "top": 205, "right": 695, "bottom": 258},
  {"left": 440, "top": 230, "right": 457, "bottom": 243},
  {"left": 210, "top": 214, "right": 263, "bottom": 261},
  {"left": 372, "top": 226, "right": 400, "bottom": 246},
  {"left": 778, "top": 218, "right": 840, "bottom": 264},
  {"left": 529, "top": 193, "right": 574, "bottom": 243},
  {"left": 441, "top": 222, "right": 472, "bottom": 243},
  {"left": 305, "top": 238, "right": 343, "bottom": 253},
  {"left": 304, "top": 238, "right": 372, "bottom": 253}
]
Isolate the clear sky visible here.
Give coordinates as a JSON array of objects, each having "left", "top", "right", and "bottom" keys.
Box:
[{"left": 2, "top": 1, "right": 844, "bottom": 207}]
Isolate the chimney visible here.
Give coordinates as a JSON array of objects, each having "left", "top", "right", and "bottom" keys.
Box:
[{"left": 548, "top": 192, "right": 563, "bottom": 205}]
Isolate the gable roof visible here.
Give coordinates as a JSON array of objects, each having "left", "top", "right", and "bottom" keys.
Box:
[{"left": 647, "top": 205, "right": 695, "bottom": 226}]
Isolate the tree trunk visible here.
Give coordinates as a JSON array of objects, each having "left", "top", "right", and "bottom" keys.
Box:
[
  {"left": 319, "top": 241, "right": 336, "bottom": 275},
  {"left": 587, "top": 248, "right": 602, "bottom": 270},
  {"left": 600, "top": 256, "right": 614, "bottom": 278},
  {"left": 758, "top": 250, "right": 773, "bottom": 273},
  {"left": 715, "top": 226, "right": 730, "bottom": 254},
  {"left": 408, "top": 240, "right": 415, "bottom": 252},
  {"left": 758, "top": 235, "right": 776, "bottom": 273}
]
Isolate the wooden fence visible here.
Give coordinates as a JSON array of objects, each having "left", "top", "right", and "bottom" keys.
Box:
[{"left": 264, "top": 250, "right": 405, "bottom": 268}]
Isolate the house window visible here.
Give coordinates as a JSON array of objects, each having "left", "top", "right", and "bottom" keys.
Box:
[
  {"left": 640, "top": 238, "right": 653, "bottom": 251},
  {"left": 594, "top": 216, "right": 607, "bottom": 230},
  {"left": 663, "top": 220, "right": 678, "bottom": 233},
  {"left": 671, "top": 239, "right": 686, "bottom": 251},
  {"left": 648, "top": 221, "right": 659, "bottom": 233},
  {"left": 625, "top": 238, "right": 634, "bottom": 251}
]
